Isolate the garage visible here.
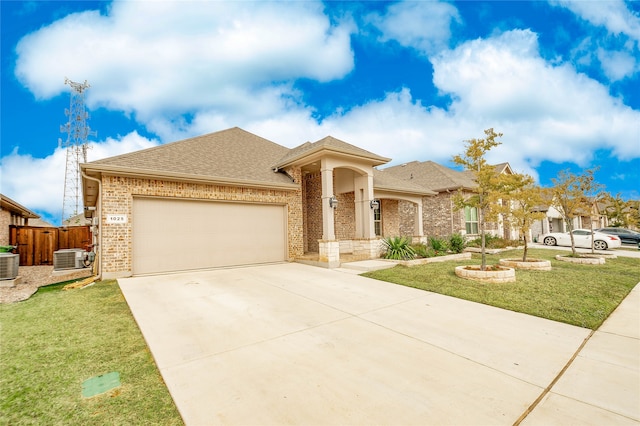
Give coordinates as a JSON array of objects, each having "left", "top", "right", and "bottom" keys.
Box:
[{"left": 132, "top": 197, "right": 287, "bottom": 275}]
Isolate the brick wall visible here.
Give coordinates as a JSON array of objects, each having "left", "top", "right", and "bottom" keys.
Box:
[
  {"left": 335, "top": 191, "right": 355, "bottom": 240},
  {"left": 0, "top": 210, "right": 10, "bottom": 246},
  {"left": 381, "top": 199, "right": 399, "bottom": 237},
  {"left": 398, "top": 200, "right": 415, "bottom": 237},
  {"left": 100, "top": 170, "right": 303, "bottom": 276},
  {"left": 303, "top": 172, "right": 322, "bottom": 252},
  {"left": 423, "top": 193, "right": 460, "bottom": 237}
]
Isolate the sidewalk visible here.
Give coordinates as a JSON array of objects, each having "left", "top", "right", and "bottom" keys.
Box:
[{"left": 522, "top": 283, "right": 640, "bottom": 425}]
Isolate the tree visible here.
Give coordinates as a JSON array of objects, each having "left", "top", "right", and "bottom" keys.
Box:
[
  {"left": 578, "top": 168, "right": 604, "bottom": 253},
  {"left": 497, "top": 173, "right": 546, "bottom": 261},
  {"left": 549, "top": 168, "right": 601, "bottom": 256},
  {"left": 603, "top": 193, "right": 634, "bottom": 228},
  {"left": 452, "top": 128, "right": 504, "bottom": 270}
]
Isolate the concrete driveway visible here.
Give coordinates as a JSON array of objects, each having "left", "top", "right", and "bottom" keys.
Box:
[{"left": 119, "top": 263, "right": 613, "bottom": 425}]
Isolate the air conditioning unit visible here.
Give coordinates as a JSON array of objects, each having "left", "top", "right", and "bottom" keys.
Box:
[
  {"left": 53, "top": 249, "right": 86, "bottom": 270},
  {"left": 0, "top": 253, "right": 19, "bottom": 280}
]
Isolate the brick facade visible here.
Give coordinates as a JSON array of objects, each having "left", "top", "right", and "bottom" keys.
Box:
[
  {"left": 398, "top": 200, "right": 415, "bottom": 237},
  {"left": 100, "top": 168, "right": 303, "bottom": 277},
  {"left": 303, "top": 172, "right": 322, "bottom": 252},
  {"left": 422, "top": 192, "right": 462, "bottom": 237},
  {"left": 380, "top": 199, "right": 399, "bottom": 237},
  {"left": 335, "top": 192, "right": 355, "bottom": 240},
  {"left": 0, "top": 210, "right": 11, "bottom": 246}
]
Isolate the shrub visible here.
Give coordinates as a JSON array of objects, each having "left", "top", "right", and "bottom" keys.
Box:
[
  {"left": 428, "top": 236, "right": 449, "bottom": 253},
  {"left": 413, "top": 244, "right": 429, "bottom": 258},
  {"left": 381, "top": 236, "right": 416, "bottom": 260},
  {"left": 467, "top": 234, "right": 519, "bottom": 249},
  {"left": 449, "top": 233, "right": 466, "bottom": 253}
]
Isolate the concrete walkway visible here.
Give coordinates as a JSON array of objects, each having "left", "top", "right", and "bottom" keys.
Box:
[{"left": 119, "top": 263, "right": 639, "bottom": 425}]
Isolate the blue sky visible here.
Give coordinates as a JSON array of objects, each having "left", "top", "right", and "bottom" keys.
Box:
[{"left": 2, "top": 0, "right": 639, "bottom": 225}]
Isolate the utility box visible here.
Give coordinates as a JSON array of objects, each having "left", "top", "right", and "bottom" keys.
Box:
[{"left": 53, "top": 249, "right": 86, "bottom": 270}]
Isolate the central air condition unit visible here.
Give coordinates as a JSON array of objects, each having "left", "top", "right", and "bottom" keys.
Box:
[
  {"left": 0, "top": 253, "right": 19, "bottom": 280},
  {"left": 53, "top": 249, "right": 86, "bottom": 270}
]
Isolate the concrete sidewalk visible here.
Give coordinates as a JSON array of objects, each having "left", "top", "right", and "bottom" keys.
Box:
[
  {"left": 119, "top": 263, "right": 639, "bottom": 425},
  {"left": 523, "top": 284, "right": 640, "bottom": 425}
]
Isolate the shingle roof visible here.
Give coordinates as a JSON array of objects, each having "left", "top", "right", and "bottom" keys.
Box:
[
  {"left": 383, "top": 161, "right": 477, "bottom": 192},
  {"left": 275, "top": 135, "right": 390, "bottom": 168},
  {"left": 373, "top": 169, "right": 436, "bottom": 195},
  {"left": 0, "top": 194, "right": 40, "bottom": 219},
  {"left": 86, "top": 127, "right": 294, "bottom": 186}
]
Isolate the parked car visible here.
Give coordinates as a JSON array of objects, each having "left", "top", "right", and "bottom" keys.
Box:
[
  {"left": 540, "top": 229, "right": 621, "bottom": 250},
  {"left": 595, "top": 228, "right": 640, "bottom": 245}
]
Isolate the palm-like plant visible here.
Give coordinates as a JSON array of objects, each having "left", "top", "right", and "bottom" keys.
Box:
[{"left": 381, "top": 236, "right": 416, "bottom": 260}]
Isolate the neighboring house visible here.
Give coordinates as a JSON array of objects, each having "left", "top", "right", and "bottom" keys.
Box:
[
  {"left": 0, "top": 194, "right": 40, "bottom": 245},
  {"left": 81, "top": 127, "right": 432, "bottom": 278},
  {"left": 382, "top": 161, "right": 515, "bottom": 239},
  {"left": 531, "top": 201, "right": 609, "bottom": 242},
  {"left": 28, "top": 218, "right": 55, "bottom": 227},
  {"left": 63, "top": 213, "right": 90, "bottom": 227}
]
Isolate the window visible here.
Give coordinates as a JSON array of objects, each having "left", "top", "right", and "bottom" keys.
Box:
[
  {"left": 464, "top": 206, "right": 478, "bottom": 234},
  {"left": 373, "top": 200, "right": 382, "bottom": 236}
]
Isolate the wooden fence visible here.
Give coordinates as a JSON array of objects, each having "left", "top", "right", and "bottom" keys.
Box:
[{"left": 9, "top": 225, "right": 92, "bottom": 266}]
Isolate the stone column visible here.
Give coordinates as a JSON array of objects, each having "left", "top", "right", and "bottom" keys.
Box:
[
  {"left": 320, "top": 160, "right": 335, "bottom": 241},
  {"left": 354, "top": 173, "right": 375, "bottom": 239}
]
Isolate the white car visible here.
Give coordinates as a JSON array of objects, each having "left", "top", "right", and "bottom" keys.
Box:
[{"left": 540, "top": 229, "right": 621, "bottom": 250}]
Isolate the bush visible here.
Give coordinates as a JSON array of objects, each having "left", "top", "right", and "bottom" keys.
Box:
[
  {"left": 467, "top": 234, "right": 519, "bottom": 249},
  {"left": 449, "top": 233, "right": 466, "bottom": 253},
  {"left": 381, "top": 236, "right": 416, "bottom": 260},
  {"left": 428, "top": 236, "right": 449, "bottom": 253}
]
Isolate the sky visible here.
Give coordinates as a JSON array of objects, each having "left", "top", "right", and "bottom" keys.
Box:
[{"left": 1, "top": 0, "right": 639, "bottom": 226}]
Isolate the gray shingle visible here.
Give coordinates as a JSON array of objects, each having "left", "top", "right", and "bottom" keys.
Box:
[
  {"left": 89, "top": 127, "right": 294, "bottom": 185},
  {"left": 383, "top": 161, "right": 477, "bottom": 192}
]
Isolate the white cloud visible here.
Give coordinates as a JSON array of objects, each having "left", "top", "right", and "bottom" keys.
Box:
[
  {"left": 551, "top": 0, "right": 640, "bottom": 81},
  {"left": 366, "top": 0, "right": 461, "bottom": 56},
  {"left": 597, "top": 48, "right": 638, "bottom": 81},
  {"left": 551, "top": 0, "right": 640, "bottom": 42},
  {"left": 430, "top": 29, "right": 640, "bottom": 164},
  {"left": 14, "top": 1, "right": 355, "bottom": 122},
  {"left": 0, "top": 132, "right": 158, "bottom": 225}
]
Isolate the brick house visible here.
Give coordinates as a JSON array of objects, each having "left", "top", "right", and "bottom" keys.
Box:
[
  {"left": 382, "top": 161, "right": 515, "bottom": 239},
  {"left": 0, "top": 194, "right": 40, "bottom": 246},
  {"left": 81, "top": 127, "right": 432, "bottom": 278}
]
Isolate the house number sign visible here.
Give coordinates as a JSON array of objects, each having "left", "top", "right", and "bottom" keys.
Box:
[{"left": 106, "top": 214, "right": 128, "bottom": 224}]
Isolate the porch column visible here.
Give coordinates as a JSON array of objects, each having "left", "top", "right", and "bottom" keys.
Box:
[
  {"left": 320, "top": 161, "right": 335, "bottom": 241},
  {"left": 354, "top": 173, "right": 375, "bottom": 239}
]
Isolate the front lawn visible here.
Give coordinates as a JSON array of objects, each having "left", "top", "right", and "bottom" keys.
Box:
[
  {"left": 363, "top": 248, "right": 640, "bottom": 330},
  {"left": 0, "top": 280, "right": 183, "bottom": 425}
]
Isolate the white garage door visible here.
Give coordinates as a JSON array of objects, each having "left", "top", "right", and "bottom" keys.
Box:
[{"left": 132, "top": 197, "right": 287, "bottom": 275}]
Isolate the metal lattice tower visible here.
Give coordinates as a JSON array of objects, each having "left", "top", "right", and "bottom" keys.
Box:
[{"left": 61, "top": 78, "right": 96, "bottom": 224}]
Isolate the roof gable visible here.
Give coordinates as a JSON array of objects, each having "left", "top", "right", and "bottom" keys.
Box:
[{"left": 275, "top": 135, "right": 390, "bottom": 169}]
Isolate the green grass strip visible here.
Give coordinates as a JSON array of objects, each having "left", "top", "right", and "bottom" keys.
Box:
[
  {"left": 363, "top": 248, "right": 640, "bottom": 330},
  {"left": 0, "top": 280, "right": 183, "bottom": 425}
]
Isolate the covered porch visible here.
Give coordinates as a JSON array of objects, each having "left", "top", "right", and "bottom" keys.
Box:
[{"left": 274, "top": 136, "right": 431, "bottom": 268}]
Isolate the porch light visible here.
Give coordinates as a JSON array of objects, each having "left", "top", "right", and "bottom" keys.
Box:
[
  {"left": 370, "top": 199, "right": 380, "bottom": 210},
  {"left": 329, "top": 195, "right": 338, "bottom": 209}
]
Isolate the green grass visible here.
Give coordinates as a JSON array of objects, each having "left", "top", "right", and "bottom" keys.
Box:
[
  {"left": 0, "top": 280, "right": 183, "bottom": 425},
  {"left": 363, "top": 248, "right": 640, "bottom": 330}
]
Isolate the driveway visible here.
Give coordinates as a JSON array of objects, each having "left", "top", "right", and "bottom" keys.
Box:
[{"left": 119, "top": 263, "right": 598, "bottom": 425}]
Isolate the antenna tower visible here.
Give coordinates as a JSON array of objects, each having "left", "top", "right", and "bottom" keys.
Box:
[{"left": 60, "top": 78, "right": 96, "bottom": 224}]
